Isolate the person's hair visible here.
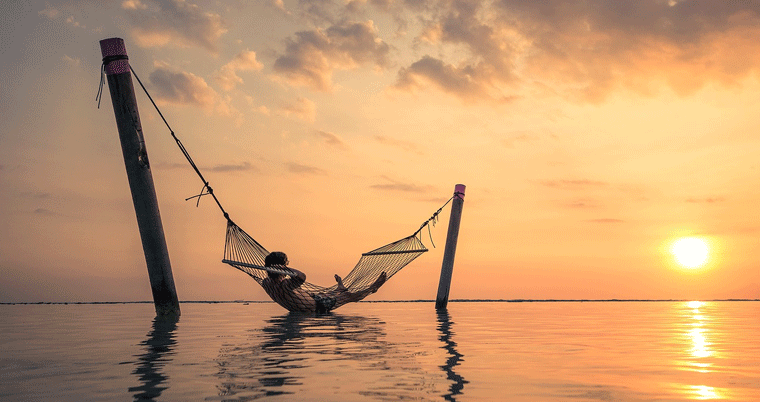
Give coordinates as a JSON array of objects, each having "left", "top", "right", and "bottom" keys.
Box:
[{"left": 265, "top": 251, "right": 288, "bottom": 267}]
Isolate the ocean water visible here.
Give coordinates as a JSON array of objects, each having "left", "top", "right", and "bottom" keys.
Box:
[{"left": 0, "top": 301, "right": 758, "bottom": 401}]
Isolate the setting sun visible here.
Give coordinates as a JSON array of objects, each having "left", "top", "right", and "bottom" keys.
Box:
[{"left": 671, "top": 237, "right": 710, "bottom": 269}]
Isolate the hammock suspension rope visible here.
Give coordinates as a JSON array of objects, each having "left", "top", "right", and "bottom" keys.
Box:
[{"left": 100, "top": 58, "right": 455, "bottom": 311}]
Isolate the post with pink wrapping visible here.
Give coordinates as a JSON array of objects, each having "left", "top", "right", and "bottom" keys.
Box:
[
  {"left": 435, "top": 184, "right": 466, "bottom": 310},
  {"left": 99, "top": 37, "right": 180, "bottom": 317}
]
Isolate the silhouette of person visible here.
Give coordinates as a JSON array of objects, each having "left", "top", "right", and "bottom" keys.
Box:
[{"left": 260, "top": 251, "right": 386, "bottom": 313}]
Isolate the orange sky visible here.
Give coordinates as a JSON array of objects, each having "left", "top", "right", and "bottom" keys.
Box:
[{"left": 1, "top": 0, "right": 760, "bottom": 302}]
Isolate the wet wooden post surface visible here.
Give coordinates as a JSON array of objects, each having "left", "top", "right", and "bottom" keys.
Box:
[
  {"left": 99, "top": 37, "right": 180, "bottom": 317},
  {"left": 435, "top": 184, "right": 465, "bottom": 310}
]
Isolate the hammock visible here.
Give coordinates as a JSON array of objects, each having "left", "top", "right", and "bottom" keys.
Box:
[
  {"left": 103, "top": 57, "right": 453, "bottom": 312},
  {"left": 222, "top": 219, "right": 432, "bottom": 311}
]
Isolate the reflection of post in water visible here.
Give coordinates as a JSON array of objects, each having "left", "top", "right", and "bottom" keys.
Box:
[
  {"left": 437, "top": 309, "right": 467, "bottom": 402},
  {"left": 128, "top": 315, "right": 179, "bottom": 401}
]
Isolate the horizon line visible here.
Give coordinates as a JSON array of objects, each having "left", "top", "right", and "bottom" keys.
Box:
[{"left": 1, "top": 298, "right": 758, "bottom": 305}]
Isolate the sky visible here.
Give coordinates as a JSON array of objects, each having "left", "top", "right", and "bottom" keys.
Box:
[{"left": 1, "top": 0, "right": 760, "bottom": 303}]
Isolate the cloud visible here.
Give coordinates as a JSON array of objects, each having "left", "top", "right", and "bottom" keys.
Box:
[
  {"left": 315, "top": 130, "right": 348, "bottom": 149},
  {"left": 388, "top": 0, "right": 760, "bottom": 102},
  {"left": 394, "top": 56, "right": 491, "bottom": 100},
  {"left": 148, "top": 63, "right": 219, "bottom": 110},
  {"left": 273, "top": 20, "right": 391, "bottom": 91},
  {"left": 565, "top": 198, "right": 600, "bottom": 209},
  {"left": 157, "top": 161, "right": 257, "bottom": 174},
  {"left": 62, "top": 55, "right": 81, "bottom": 68},
  {"left": 370, "top": 176, "right": 434, "bottom": 193},
  {"left": 286, "top": 162, "right": 327, "bottom": 175},
  {"left": 278, "top": 97, "right": 316, "bottom": 122},
  {"left": 686, "top": 197, "right": 725, "bottom": 203},
  {"left": 374, "top": 135, "right": 422, "bottom": 154},
  {"left": 33, "top": 208, "right": 58, "bottom": 216},
  {"left": 155, "top": 162, "right": 189, "bottom": 170},
  {"left": 65, "top": 15, "right": 85, "bottom": 29},
  {"left": 209, "top": 162, "right": 258, "bottom": 173},
  {"left": 214, "top": 50, "right": 264, "bottom": 92},
  {"left": 540, "top": 179, "right": 608, "bottom": 190},
  {"left": 123, "top": 0, "right": 227, "bottom": 53},
  {"left": 121, "top": 0, "right": 148, "bottom": 10},
  {"left": 38, "top": 3, "right": 59, "bottom": 19},
  {"left": 267, "top": 0, "right": 291, "bottom": 16}
]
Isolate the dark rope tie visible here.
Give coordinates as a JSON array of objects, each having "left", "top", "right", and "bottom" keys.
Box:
[
  {"left": 97, "top": 55, "right": 231, "bottom": 222},
  {"left": 96, "top": 54, "right": 129, "bottom": 109}
]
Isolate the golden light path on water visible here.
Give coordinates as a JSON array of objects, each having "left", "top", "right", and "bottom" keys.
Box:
[{"left": 679, "top": 301, "right": 725, "bottom": 400}]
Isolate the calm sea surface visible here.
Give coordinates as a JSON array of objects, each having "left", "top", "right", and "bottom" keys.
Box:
[{"left": 0, "top": 301, "right": 758, "bottom": 401}]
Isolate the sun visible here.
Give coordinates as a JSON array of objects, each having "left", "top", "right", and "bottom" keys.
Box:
[{"left": 671, "top": 237, "right": 710, "bottom": 269}]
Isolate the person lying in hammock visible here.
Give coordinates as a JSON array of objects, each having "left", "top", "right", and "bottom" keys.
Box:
[{"left": 260, "top": 251, "right": 387, "bottom": 313}]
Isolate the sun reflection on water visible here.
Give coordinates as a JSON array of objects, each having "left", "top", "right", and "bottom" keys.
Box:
[
  {"left": 691, "top": 385, "right": 721, "bottom": 400},
  {"left": 679, "top": 301, "right": 727, "bottom": 400},
  {"left": 687, "top": 301, "right": 705, "bottom": 309},
  {"left": 686, "top": 301, "right": 714, "bottom": 362}
]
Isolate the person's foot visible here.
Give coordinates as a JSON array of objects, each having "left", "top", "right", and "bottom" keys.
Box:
[
  {"left": 370, "top": 272, "right": 387, "bottom": 293},
  {"left": 335, "top": 274, "right": 347, "bottom": 290}
]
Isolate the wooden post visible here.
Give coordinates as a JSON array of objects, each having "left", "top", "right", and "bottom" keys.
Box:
[
  {"left": 435, "top": 184, "right": 465, "bottom": 310},
  {"left": 100, "top": 38, "right": 180, "bottom": 317}
]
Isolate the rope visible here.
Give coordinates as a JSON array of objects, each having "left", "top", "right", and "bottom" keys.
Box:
[
  {"left": 412, "top": 192, "right": 455, "bottom": 247},
  {"left": 97, "top": 54, "right": 231, "bottom": 222},
  {"left": 96, "top": 55, "right": 128, "bottom": 109},
  {"left": 97, "top": 54, "right": 458, "bottom": 241},
  {"left": 98, "top": 54, "right": 462, "bottom": 313}
]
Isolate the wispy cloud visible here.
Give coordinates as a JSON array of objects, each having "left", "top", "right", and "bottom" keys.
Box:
[
  {"left": 122, "top": 0, "right": 227, "bottom": 53},
  {"left": 154, "top": 162, "right": 188, "bottom": 170},
  {"left": 286, "top": 162, "right": 327, "bottom": 175},
  {"left": 370, "top": 176, "right": 434, "bottom": 193},
  {"left": 38, "top": 3, "right": 59, "bottom": 19},
  {"left": 315, "top": 130, "right": 348, "bottom": 149},
  {"left": 272, "top": 20, "right": 391, "bottom": 91},
  {"left": 156, "top": 161, "right": 257, "bottom": 173},
  {"left": 278, "top": 97, "right": 316, "bottom": 122},
  {"left": 214, "top": 50, "right": 264, "bottom": 92},
  {"left": 33, "top": 208, "right": 58, "bottom": 216},
  {"left": 61, "top": 55, "right": 81, "bottom": 68},
  {"left": 686, "top": 197, "right": 726, "bottom": 203},
  {"left": 65, "top": 15, "right": 85, "bottom": 29},
  {"left": 540, "top": 179, "right": 609, "bottom": 190},
  {"left": 210, "top": 162, "right": 258, "bottom": 173},
  {"left": 564, "top": 198, "right": 601, "bottom": 209},
  {"left": 374, "top": 135, "right": 422, "bottom": 155}
]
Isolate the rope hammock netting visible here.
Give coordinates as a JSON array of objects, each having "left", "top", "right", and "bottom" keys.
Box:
[{"left": 99, "top": 57, "right": 458, "bottom": 313}]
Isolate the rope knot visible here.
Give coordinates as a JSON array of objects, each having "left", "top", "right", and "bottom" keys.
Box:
[
  {"left": 96, "top": 55, "right": 130, "bottom": 109},
  {"left": 185, "top": 183, "right": 212, "bottom": 207}
]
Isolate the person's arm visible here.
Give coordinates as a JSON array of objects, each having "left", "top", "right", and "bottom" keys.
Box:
[{"left": 282, "top": 267, "right": 306, "bottom": 289}]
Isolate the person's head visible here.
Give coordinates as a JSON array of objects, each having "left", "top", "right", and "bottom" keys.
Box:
[{"left": 265, "top": 251, "right": 288, "bottom": 267}]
